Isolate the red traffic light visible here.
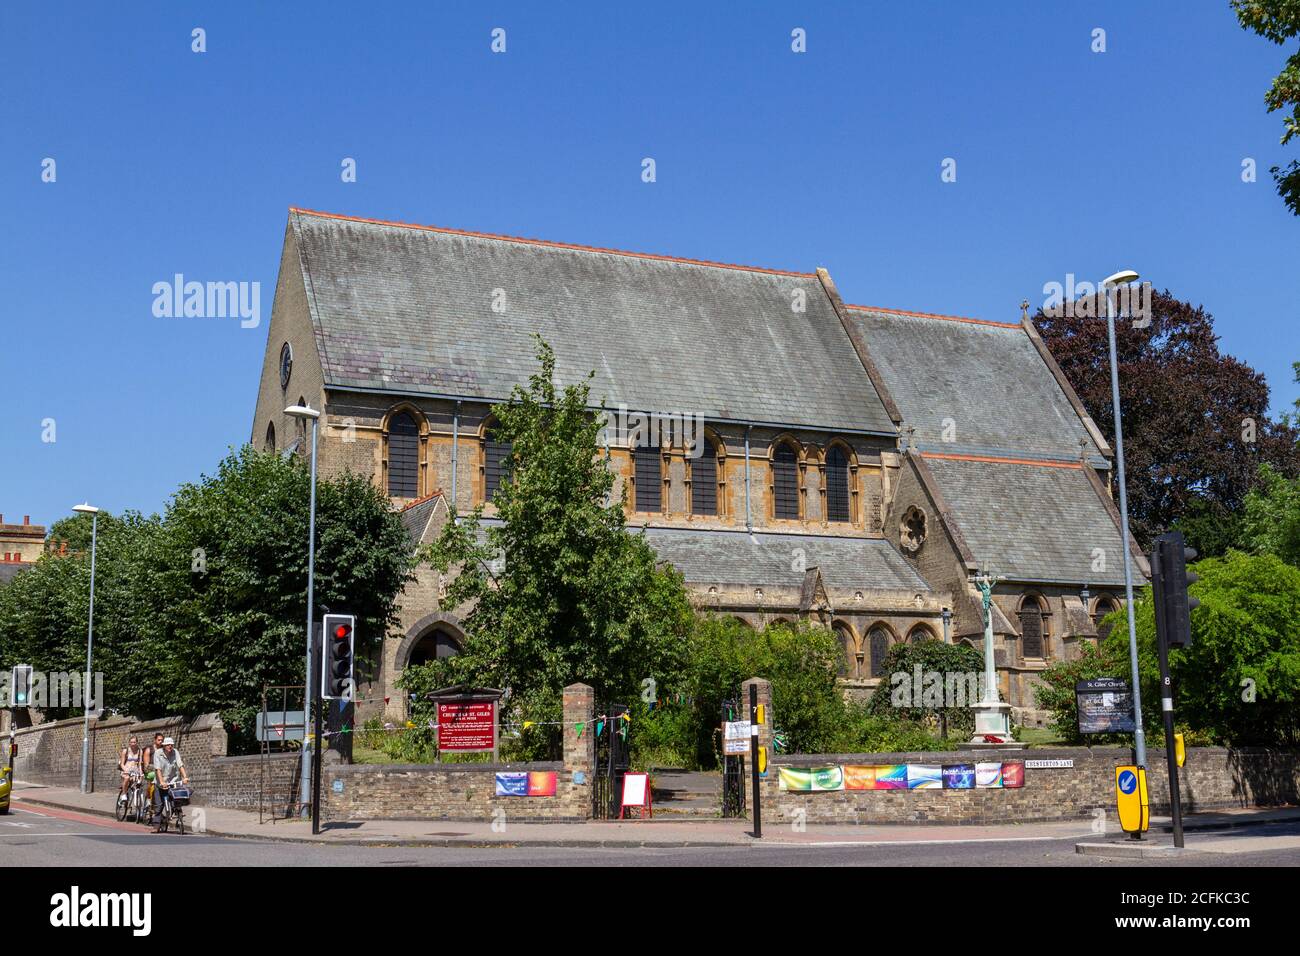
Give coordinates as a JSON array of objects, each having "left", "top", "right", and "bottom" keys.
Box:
[{"left": 334, "top": 623, "right": 351, "bottom": 640}]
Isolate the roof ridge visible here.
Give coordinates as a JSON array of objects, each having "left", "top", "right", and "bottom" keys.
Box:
[
  {"left": 399, "top": 489, "right": 445, "bottom": 512},
  {"left": 289, "top": 207, "right": 813, "bottom": 278},
  {"left": 845, "top": 303, "right": 1021, "bottom": 329},
  {"left": 919, "top": 451, "right": 1083, "bottom": 470}
]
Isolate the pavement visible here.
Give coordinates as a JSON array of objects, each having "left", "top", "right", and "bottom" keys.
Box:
[{"left": 11, "top": 778, "right": 1300, "bottom": 852}]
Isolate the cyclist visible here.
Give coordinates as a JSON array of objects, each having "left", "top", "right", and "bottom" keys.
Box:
[
  {"left": 150, "top": 736, "right": 190, "bottom": 833},
  {"left": 142, "top": 732, "right": 163, "bottom": 809},
  {"left": 118, "top": 735, "right": 143, "bottom": 801}
]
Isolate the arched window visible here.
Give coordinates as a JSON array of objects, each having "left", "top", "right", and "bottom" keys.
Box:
[
  {"left": 834, "top": 622, "right": 858, "bottom": 678},
  {"left": 1019, "top": 595, "right": 1046, "bottom": 658},
  {"left": 772, "top": 442, "right": 799, "bottom": 520},
  {"left": 484, "top": 426, "right": 512, "bottom": 502},
  {"left": 1092, "top": 595, "right": 1119, "bottom": 640},
  {"left": 265, "top": 421, "right": 276, "bottom": 452},
  {"left": 908, "top": 623, "right": 936, "bottom": 645},
  {"left": 407, "top": 627, "right": 462, "bottom": 668},
  {"left": 868, "top": 626, "right": 892, "bottom": 678},
  {"left": 825, "top": 445, "right": 851, "bottom": 523},
  {"left": 634, "top": 443, "right": 662, "bottom": 513},
  {"left": 691, "top": 437, "right": 719, "bottom": 516},
  {"left": 387, "top": 411, "right": 420, "bottom": 498}
]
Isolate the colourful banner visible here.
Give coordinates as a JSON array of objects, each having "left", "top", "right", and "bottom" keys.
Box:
[
  {"left": 843, "top": 765, "right": 877, "bottom": 790},
  {"left": 976, "top": 762, "right": 1004, "bottom": 789},
  {"left": 942, "top": 764, "right": 975, "bottom": 789},
  {"left": 874, "top": 765, "right": 908, "bottom": 790},
  {"left": 778, "top": 766, "right": 844, "bottom": 791},
  {"left": 1001, "top": 761, "right": 1025, "bottom": 789},
  {"left": 907, "top": 765, "right": 942, "bottom": 790},
  {"left": 494, "top": 772, "right": 528, "bottom": 796},
  {"left": 527, "top": 771, "right": 557, "bottom": 796}
]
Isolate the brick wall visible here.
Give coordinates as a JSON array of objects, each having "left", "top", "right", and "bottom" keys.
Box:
[
  {"left": 741, "top": 676, "right": 1300, "bottom": 826},
  {"left": 324, "top": 682, "right": 595, "bottom": 822}
]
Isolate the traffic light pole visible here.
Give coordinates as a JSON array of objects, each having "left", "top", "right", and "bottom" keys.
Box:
[
  {"left": 748, "top": 683, "right": 762, "bottom": 839},
  {"left": 1156, "top": 623, "right": 1184, "bottom": 848}
]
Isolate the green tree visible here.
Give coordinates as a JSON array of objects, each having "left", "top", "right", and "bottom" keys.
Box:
[
  {"left": 420, "top": 337, "right": 693, "bottom": 756},
  {"left": 1036, "top": 552, "right": 1300, "bottom": 746},
  {"left": 865, "top": 638, "right": 987, "bottom": 739},
  {"left": 1233, "top": 0, "right": 1300, "bottom": 215},
  {"left": 0, "top": 447, "right": 414, "bottom": 748},
  {"left": 1241, "top": 463, "right": 1300, "bottom": 566}
]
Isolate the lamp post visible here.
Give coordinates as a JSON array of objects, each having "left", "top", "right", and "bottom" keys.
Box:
[
  {"left": 72, "top": 503, "right": 99, "bottom": 793},
  {"left": 286, "top": 403, "right": 321, "bottom": 816},
  {"left": 1102, "top": 269, "right": 1147, "bottom": 769}
]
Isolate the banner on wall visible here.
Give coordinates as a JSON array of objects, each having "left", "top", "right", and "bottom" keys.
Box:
[
  {"left": 942, "top": 764, "right": 975, "bottom": 789},
  {"left": 975, "top": 762, "right": 1004, "bottom": 789},
  {"left": 494, "top": 771, "right": 557, "bottom": 796},
  {"left": 1001, "top": 761, "right": 1025, "bottom": 789},
  {"left": 778, "top": 766, "right": 844, "bottom": 791},
  {"left": 843, "top": 765, "right": 877, "bottom": 790},
  {"left": 907, "top": 765, "right": 943, "bottom": 789}
]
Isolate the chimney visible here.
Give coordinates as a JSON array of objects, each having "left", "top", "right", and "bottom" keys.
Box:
[{"left": 23, "top": 515, "right": 30, "bottom": 525}]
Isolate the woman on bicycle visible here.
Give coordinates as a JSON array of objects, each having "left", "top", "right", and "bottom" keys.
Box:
[{"left": 118, "top": 736, "right": 143, "bottom": 800}]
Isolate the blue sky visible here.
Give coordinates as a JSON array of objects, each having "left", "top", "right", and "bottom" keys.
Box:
[{"left": 3, "top": 1, "right": 1297, "bottom": 531}]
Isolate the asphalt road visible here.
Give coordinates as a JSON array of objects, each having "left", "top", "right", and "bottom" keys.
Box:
[{"left": 5, "top": 802, "right": 1299, "bottom": 866}]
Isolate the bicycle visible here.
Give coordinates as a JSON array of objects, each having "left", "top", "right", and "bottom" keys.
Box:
[
  {"left": 155, "top": 781, "right": 191, "bottom": 835},
  {"left": 116, "top": 772, "right": 146, "bottom": 824}
]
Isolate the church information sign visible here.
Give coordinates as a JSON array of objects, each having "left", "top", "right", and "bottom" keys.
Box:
[
  {"left": 437, "top": 700, "right": 497, "bottom": 752},
  {"left": 1075, "top": 678, "right": 1136, "bottom": 734}
]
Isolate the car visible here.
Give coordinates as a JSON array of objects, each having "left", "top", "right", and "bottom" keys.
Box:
[{"left": 0, "top": 764, "right": 11, "bottom": 814}]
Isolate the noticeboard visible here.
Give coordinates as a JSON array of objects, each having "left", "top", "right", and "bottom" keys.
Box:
[
  {"left": 1076, "top": 678, "right": 1136, "bottom": 734},
  {"left": 437, "top": 700, "right": 497, "bottom": 752},
  {"left": 723, "top": 720, "right": 751, "bottom": 755}
]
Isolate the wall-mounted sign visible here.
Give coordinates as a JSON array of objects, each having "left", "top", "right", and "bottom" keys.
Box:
[
  {"left": 1075, "top": 678, "right": 1136, "bottom": 734},
  {"left": 1024, "top": 758, "right": 1074, "bottom": 769},
  {"left": 723, "top": 720, "right": 751, "bottom": 755}
]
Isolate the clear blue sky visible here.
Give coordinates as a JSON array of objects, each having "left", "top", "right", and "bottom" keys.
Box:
[{"left": 3, "top": 1, "right": 1297, "bottom": 531}]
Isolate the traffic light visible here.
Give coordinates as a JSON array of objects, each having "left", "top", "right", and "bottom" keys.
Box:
[
  {"left": 321, "top": 614, "right": 355, "bottom": 700},
  {"left": 1151, "top": 531, "right": 1199, "bottom": 649},
  {"left": 10, "top": 665, "right": 32, "bottom": 707}
]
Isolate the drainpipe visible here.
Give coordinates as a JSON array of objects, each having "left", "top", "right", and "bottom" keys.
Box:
[
  {"left": 450, "top": 401, "right": 460, "bottom": 522},
  {"left": 744, "top": 425, "right": 753, "bottom": 534}
]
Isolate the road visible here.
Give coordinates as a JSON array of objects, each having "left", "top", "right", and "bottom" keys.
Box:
[{"left": 5, "top": 801, "right": 1299, "bottom": 866}]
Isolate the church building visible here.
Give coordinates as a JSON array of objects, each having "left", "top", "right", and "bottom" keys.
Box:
[{"left": 250, "top": 208, "right": 1145, "bottom": 725}]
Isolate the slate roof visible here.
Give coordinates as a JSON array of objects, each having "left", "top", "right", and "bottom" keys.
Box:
[
  {"left": 844, "top": 307, "right": 1105, "bottom": 463},
  {"left": 289, "top": 209, "right": 895, "bottom": 434},
  {"left": 0, "top": 563, "right": 32, "bottom": 585},
  {"left": 638, "top": 527, "right": 931, "bottom": 592},
  {"left": 919, "top": 455, "right": 1127, "bottom": 586}
]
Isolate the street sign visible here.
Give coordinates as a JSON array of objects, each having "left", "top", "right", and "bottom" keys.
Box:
[
  {"left": 1076, "top": 678, "right": 1136, "bottom": 734},
  {"left": 1115, "top": 765, "right": 1149, "bottom": 835},
  {"left": 256, "top": 710, "right": 306, "bottom": 743}
]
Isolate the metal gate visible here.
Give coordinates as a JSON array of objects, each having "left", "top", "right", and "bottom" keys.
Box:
[
  {"left": 720, "top": 697, "right": 746, "bottom": 818},
  {"left": 592, "top": 702, "right": 629, "bottom": 819}
]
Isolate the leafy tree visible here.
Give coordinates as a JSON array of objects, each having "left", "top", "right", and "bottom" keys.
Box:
[
  {"left": 1233, "top": 0, "right": 1300, "bottom": 215},
  {"left": 865, "top": 638, "right": 987, "bottom": 739},
  {"left": 0, "top": 447, "right": 414, "bottom": 749},
  {"left": 1035, "top": 291, "right": 1299, "bottom": 552},
  {"left": 1240, "top": 463, "right": 1300, "bottom": 565},
  {"left": 1033, "top": 640, "right": 1132, "bottom": 746},
  {"left": 1036, "top": 552, "right": 1300, "bottom": 746},
  {"left": 420, "top": 337, "right": 693, "bottom": 756}
]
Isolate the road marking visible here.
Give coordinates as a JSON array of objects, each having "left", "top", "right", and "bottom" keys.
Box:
[
  {"left": 11, "top": 800, "right": 148, "bottom": 833},
  {"left": 761, "top": 834, "right": 1089, "bottom": 848}
]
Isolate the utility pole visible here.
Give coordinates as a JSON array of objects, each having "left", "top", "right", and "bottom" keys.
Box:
[{"left": 748, "top": 683, "right": 762, "bottom": 839}]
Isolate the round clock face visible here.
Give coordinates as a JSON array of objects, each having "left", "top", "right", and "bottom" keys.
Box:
[{"left": 279, "top": 342, "right": 293, "bottom": 389}]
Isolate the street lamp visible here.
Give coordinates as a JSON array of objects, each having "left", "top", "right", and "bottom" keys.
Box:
[
  {"left": 72, "top": 503, "right": 99, "bottom": 793},
  {"left": 285, "top": 403, "right": 321, "bottom": 817},
  {"left": 1102, "top": 269, "right": 1147, "bottom": 769}
]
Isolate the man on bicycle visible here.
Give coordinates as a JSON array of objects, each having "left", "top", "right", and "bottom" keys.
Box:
[{"left": 150, "top": 736, "right": 189, "bottom": 833}]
